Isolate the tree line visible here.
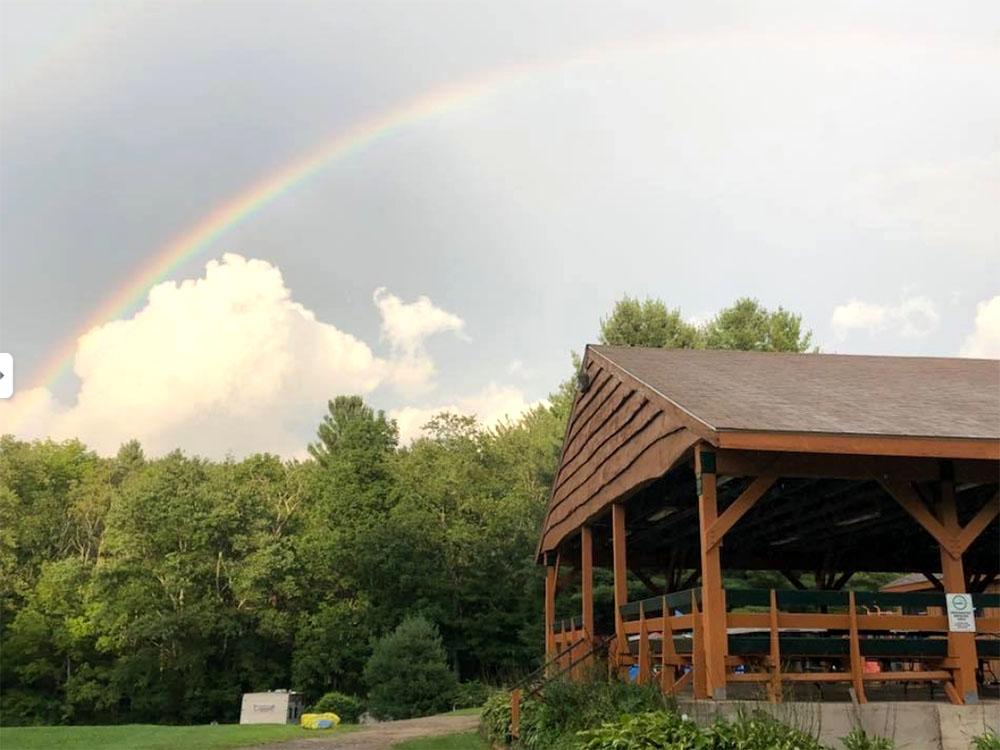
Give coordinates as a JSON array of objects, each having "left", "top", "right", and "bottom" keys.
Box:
[{"left": 0, "top": 297, "right": 812, "bottom": 725}]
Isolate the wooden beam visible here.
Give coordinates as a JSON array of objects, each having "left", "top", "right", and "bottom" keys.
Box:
[
  {"left": 955, "top": 491, "right": 999, "bottom": 554},
  {"left": 544, "top": 557, "right": 556, "bottom": 664},
  {"left": 696, "top": 445, "right": 728, "bottom": 699},
  {"left": 581, "top": 525, "right": 594, "bottom": 645},
  {"left": 780, "top": 570, "right": 806, "bottom": 590},
  {"left": 612, "top": 502, "right": 628, "bottom": 676},
  {"left": 937, "top": 480, "right": 979, "bottom": 704},
  {"left": 847, "top": 591, "right": 867, "bottom": 704},
  {"left": 832, "top": 570, "right": 855, "bottom": 590},
  {"left": 768, "top": 589, "right": 781, "bottom": 704},
  {"left": 881, "top": 480, "right": 961, "bottom": 557},
  {"left": 705, "top": 475, "right": 776, "bottom": 548},
  {"left": 718, "top": 431, "right": 1000, "bottom": 461},
  {"left": 716, "top": 450, "right": 943, "bottom": 482}
]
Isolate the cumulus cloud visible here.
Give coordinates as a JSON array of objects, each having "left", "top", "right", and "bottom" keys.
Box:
[
  {"left": 373, "top": 287, "right": 465, "bottom": 396},
  {"left": 960, "top": 296, "right": 1000, "bottom": 358},
  {"left": 831, "top": 295, "right": 940, "bottom": 340},
  {"left": 391, "top": 383, "right": 543, "bottom": 444},
  {"left": 1, "top": 255, "right": 475, "bottom": 457}
]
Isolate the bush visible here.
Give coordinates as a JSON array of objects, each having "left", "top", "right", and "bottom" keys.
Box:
[
  {"left": 453, "top": 680, "right": 493, "bottom": 709},
  {"left": 842, "top": 726, "right": 894, "bottom": 750},
  {"left": 578, "top": 711, "right": 707, "bottom": 749},
  {"left": 709, "top": 710, "right": 825, "bottom": 750},
  {"left": 311, "top": 691, "right": 365, "bottom": 723},
  {"left": 577, "top": 709, "right": 825, "bottom": 750},
  {"left": 481, "top": 677, "right": 669, "bottom": 749},
  {"left": 363, "top": 616, "right": 457, "bottom": 720}
]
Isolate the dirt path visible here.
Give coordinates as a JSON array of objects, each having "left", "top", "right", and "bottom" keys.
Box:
[{"left": 247, "top": 713, "right": 480, "bottom": 750}]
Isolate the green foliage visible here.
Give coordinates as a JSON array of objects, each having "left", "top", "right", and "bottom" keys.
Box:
[
  {"left": 841, "top": 727, "right": 894, "bottom": 750},
  {"left": 599, "top": 296, "right": 702, "bottom": 349},
  {"left": 578, "top": 709, "right": 825, "bottom": 750},
  {"left": 708, "top": 710, "right": 825, "bottom": 750},
  {"left": 363, "top": 616, "right": 458, "bottom": 720},
  {"left": 971, "top": 730, "right": 1000, "bottom": 750},
  {"left": 703, "top": 297, "right": 813, "bottom": 352},
  {"left": 310, "top": 691, "right": 365, "bottom": 723},
  {"left": 481, "top": 679, "right": 669, "bottom": 750},
  {"left": 452, "top": 680, "right": 493, "bottom": 709},
  {"left": 0, "top": 291, "right": 817, "bottom": 726},
  {"left": 578, "top": 711, "right": 708, "bottom": 749},
  {"left": 599, "top": 294, "right": 814, "bottom": 353}
]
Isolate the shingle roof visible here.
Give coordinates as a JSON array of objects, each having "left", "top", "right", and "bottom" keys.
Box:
[{"left": 588, "top": 346, "right": 1000, "bottom": 440}]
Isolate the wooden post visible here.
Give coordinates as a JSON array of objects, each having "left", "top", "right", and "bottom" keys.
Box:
[
  {"left": 510, "top": 689, "right": 521, "bottom": 740},
  {"left": 545, "top": 553, "right": 557, "bottom": 668},
  {"left": 768, "top": 589, "right": 781, "bottom": 703},
  {"left": 938, "top": 479, "right": 979, "bottom": 704},
  {"left": 696, "top": 446, "right": 728, "bottom": 699},
  {"left": 581, "top": 525, "right": 595, "bottom": 650},
  {"left": 692, "top": 590, "right": 708, "bottom": 699},
  {"left": 638, "top": 601, "right": 650, "bottom": 684},
  {"left": 661, "top": 594, "right": 677, "bottom": 694},
  {"left": 612, "top": 502, "right": 629, "bottom": 677},
  {"left": 848, "top": 591, "right": 867, "bottom": 704}
]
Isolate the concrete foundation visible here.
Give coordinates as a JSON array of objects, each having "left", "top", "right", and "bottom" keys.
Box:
[{"left": 679, "top": 699, "right": 1000, "bottom": 750}]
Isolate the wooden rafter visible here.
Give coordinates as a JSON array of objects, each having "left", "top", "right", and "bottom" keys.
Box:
[
  {"left": 956, "top": 491, "right": 999, "bottom": 554},
  {"left": 705, "top": 475, "right": 777, "bottom": 548},
  {"left": 882, "top": 481, "right": 999, "bottom": 559}
]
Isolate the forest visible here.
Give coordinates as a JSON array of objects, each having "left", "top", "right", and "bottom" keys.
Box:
[{"left": 1, "top": 297, "right": 818, "bottom": 725}]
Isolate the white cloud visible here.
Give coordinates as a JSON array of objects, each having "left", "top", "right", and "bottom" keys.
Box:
[
  {"left": 373, "top": 287, "right": 465, "bottom": 396},
  {"left": 960, "top": 296, "right": 1000, "bottom": 358},
  {"left": 391, "top": 383, "right": 543, "bottom": 444},
  {"left": 0, "top": 255, "right": 484, "bottom": 458},
  {"left": 831, "top": 295, "right": 940, "bottom": 340}
]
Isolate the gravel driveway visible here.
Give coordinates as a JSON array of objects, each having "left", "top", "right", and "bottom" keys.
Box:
[{"left": 245, "top": 713, "right": 481, "bottom": 750}]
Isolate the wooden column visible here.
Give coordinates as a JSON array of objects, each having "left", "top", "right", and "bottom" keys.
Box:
[
  {"left": 938, "top": 479, "right": 979, "bottom": 704},
  {"left": 581, "top": 525, "right": 595, "bottom": 645},
  {"left": 612, "top": 503, "right": 629, "bottom": 676},
  {"left": 696, "top": 445, "right": 728, "bottom": 699},
  {"left": 544, "top": 553, "right": 557, "bottom": 665}
]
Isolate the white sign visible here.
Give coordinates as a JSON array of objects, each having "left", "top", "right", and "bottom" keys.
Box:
[{"left": 946, "top": 593, "right": 976, "bottom": 633}]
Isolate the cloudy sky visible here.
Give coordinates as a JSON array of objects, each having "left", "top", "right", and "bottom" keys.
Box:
[{"left": 1, "top": 1, "right": 998, "bottom": 456}]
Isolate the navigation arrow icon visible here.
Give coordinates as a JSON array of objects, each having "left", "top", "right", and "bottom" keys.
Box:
[{"left": 0, "top": 353, "right": 12, "bottom": 399}]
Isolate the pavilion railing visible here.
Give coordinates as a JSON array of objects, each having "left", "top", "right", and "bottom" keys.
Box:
[{"left": 614, "top": 588, "right": 1000, "bottom": 703}]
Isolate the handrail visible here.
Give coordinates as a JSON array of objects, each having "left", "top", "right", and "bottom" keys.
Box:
[
  {"left": 619, "top": 587, "right": 999, "bottom": 622},
  {"left": 525, "top": 635, "right": 611, "bottom": 698}
]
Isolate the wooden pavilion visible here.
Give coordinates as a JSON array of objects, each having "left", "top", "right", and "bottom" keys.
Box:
[{"left": 537, "top": 346, "right": 999, "bottom": 705}]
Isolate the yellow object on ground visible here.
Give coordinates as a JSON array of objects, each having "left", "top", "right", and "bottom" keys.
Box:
[{"left": 300, "top": 712, "right": 341, "bottom": 729}]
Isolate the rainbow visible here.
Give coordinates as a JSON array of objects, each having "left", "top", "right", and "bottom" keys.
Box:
[
  {"left": 8, "top": 26, "right": 961, "bottom": 433},
  {"left": 16, "top": 31, "right": 693, "bottom": 408}
]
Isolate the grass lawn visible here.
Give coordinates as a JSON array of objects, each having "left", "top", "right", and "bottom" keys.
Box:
[
  {"left": 0, "top": 722, "right": 356, "bottom": 750},
  {"left": 392, "top": 731, "right": 487, "bottom": 749}
]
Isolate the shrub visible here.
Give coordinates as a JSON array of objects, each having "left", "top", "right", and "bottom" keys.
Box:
[
  {"left": 841, "top": 726, "right": 894, "bottom": 750},
  {"left": 709, "top": 709, "right": 825, "bottom": 750},
  {"left": 363, "top": 615, "right": 457, "bottom": 720},
  {"left": 578, "top": 708, "right": 825, "bottom": 750},
  {"left": 481, "top": 677, "right": 669, "bottom": 749},
  {"left": 578, "top": 711, "right": 708, "bottom": 749},
  {"left": 453, "top": 679, "right": 493, "bottom": 709},
  {"left": 311, "top": 691, "right": 365, "bottom": 723},
  {"left": 973, "top": 730, "right": 1000, "bottom": 750}
]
